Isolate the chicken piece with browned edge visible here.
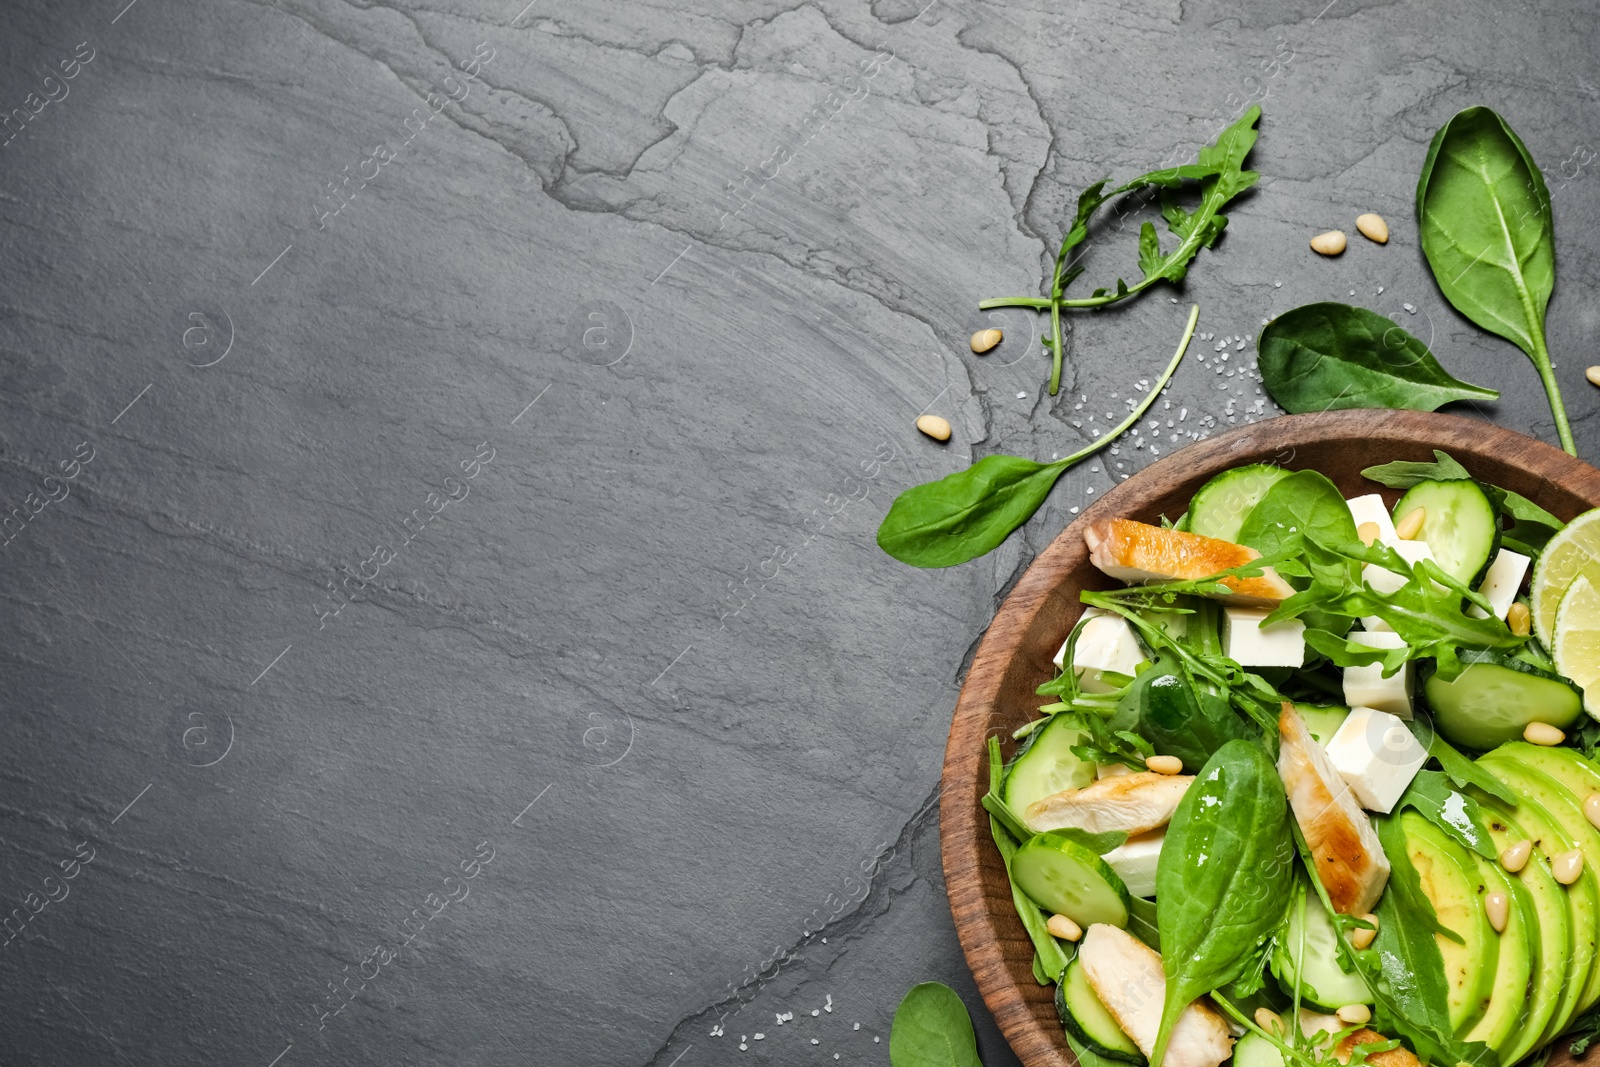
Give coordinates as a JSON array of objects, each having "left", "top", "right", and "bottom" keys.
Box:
[
  {"left": 1023, "top": 771, "right": 1193, "bottom": 836},
  {"left": 1078, "top": 923, "right": 1234, "bottom": 1067},
  {"left": 1278, "top": 703, "right": 1390, "bottom": 915},
  {"left": 1084, "top": 518, "right": 1296, "bottom": 607}
]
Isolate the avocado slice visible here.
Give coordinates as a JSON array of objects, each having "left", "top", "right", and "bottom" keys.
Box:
[
  {"left": 1462, "top": 845, "right": 1535, "bottom": 1056},
  {"left": 1475, "top": 755, "right": 1600, "bottom": 1040},
  {"left": 1473, "top": 793, "right": 1568, "bottom": 1063},
  {"left": 1397, "top": 810, "right": 1498, "bottom": 1036},
  {"left": 1472, "top": 755, "right": 1600, "bottom": 1017}
]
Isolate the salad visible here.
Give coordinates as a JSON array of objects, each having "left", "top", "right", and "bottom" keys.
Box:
[{"left": 983, "top": 450, "right": 1600, "bottom": 1067}]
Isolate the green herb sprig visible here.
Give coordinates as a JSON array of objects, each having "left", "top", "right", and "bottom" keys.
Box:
[{"left": 982, "top": 108, "right": 1261, "bottom": 395}]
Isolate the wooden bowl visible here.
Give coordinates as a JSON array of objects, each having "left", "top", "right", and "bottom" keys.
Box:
[{"left": 940, "top": 410, "right": 1600, "bottom": 1067}]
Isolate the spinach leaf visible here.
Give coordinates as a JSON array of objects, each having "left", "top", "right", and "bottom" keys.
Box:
[
  {"left": 1152, "top": 740, "right": 1294, "bottom": 1067},
  {"left": 980, "top": 109, "right": 1260, "bottom": 394},
  {"left": 1257, "top": 303, "right": 1498, "bottom": 413},
  {"left": 1237, "top": 469, "right": 1361, "bottom": 559},
  {"left": 1418, "top": 106, "right": 1575, "bottom": 455},
  {"left": 1111, "top": 651, "right": 1255, "bottom": 772},
  {"left": 1393, "top": 770, "right": 1498, "bottom": 859},
  {"left": 1354, "top": 815, "right": 1497, "bottom": 1067},
  {"left": 889, "top": 983, "right": 983, "bottom": 1067},
  {"left": 877, "top": 306, "right": 1198, "bottom": 568}
]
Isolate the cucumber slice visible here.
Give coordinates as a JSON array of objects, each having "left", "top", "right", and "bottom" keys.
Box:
[
  {"left": 1057, "top": 957, "right": 1144, "bottom": 1062},
  {"left": 1293, "top": 703, "right": 1350, "bottom": 747},
  {"left": 1424, "top": 651, "right": 1585, "bottom": 751},
  {"left": 1269, "top": 885, "right": 1373, "bottom": 1010},
  {"left": 1188, "top": 464, "right": 1292, "bottom": 543},
  {"left": 1232, "top": 1032, "right": 1285, "bottom": 1067},
  {"left": 1005, "top": 715, "right": 1095, "bottom": 817},
  {"left": 1392, "top": 479, "right": 1500, "bottom": 586},
  {"left": 1011, "top": 833, "right": 1132, "bottom": 928}
]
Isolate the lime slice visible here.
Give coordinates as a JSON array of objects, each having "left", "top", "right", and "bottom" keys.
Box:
[
  {"left": 1555, "top": 576, "right": 1600, "bottom": 718},
  {"left": 1532, "top": 506, "right": 1600, "bottom": 648}
]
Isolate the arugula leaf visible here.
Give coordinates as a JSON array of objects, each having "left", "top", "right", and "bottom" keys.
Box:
[
  {"left": 1152, "top": 740, "right": 1294, "bottom": 1067},
  {"left": 1258, "top": 303, "right": 1499, "bottom": 413},
  {"left": 1361, "top": 450, "right": 1473, "bottom": 487},
  {"left": 876, "top": 306, "right": 1198, "bottom": 568},
  {"left": 1413, "top": 724, "right": 1519, "bottom": 806},
  {"left": 1393, "top": 770, "right": 1498, "bottom": 859},
  {"left": 985, "top": 738, "right": 1072, "bottom": 982},
  {"left": 1071, "top": 710, "right": 1156, "bottom": 770},
  {"left": 1418, "top": 106, "right": 1574, "bottom": 456},
  {"left": 979, "top": 108, "right": 1261, "bottom": 394},
  {"left": 889, "top": 983, "right": 983, "bottom": 1067}
]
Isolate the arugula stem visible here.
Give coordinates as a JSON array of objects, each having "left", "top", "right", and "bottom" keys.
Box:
[
  {"left": 980, "top": 280, "right": 1159, "bottom": 314},
  {"left": 1530, "top": 333, "right": 1577, "bottom": 455},
  {"left": 1210, "top": 992, "right": 1325, "bottom": 1067},
  {"left": 1045, "top": 303, "right": 1198, "bottom": 467}
]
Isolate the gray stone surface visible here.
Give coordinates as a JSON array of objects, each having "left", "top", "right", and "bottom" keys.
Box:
[{"left": 0, "top": 0, "right": 1596, "bottom": 1064}]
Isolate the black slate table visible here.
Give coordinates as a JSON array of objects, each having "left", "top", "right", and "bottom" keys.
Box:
[{"left": 1, "top": 1, "right": 1596, "bottom": 1064}]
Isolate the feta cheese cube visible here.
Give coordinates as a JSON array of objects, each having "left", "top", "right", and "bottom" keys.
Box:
[
  {"left": 1103, "top": 828, "right": 1165, "bottom": 897},
  {"left": 1346, "top": 494, "right": 1399, "bottom": 545},
  {"left": 1223, "top": 606, "right": 1306, "bottom": 667},
  {"left": 1325, "top": 706, "right": 1428, "bottom": 812},
  {"left": 1053, "top": 608, "right": 1145, "bottom": 692},
  {"left": 1361, "top": 540, "right": 1438, "bottom": 632},
  {"left": 1468, "top": 549, "right": 1532, "bottom": 620},
  {"left": 1342, "top": 631, "right": 1413, "bottom": 718}
]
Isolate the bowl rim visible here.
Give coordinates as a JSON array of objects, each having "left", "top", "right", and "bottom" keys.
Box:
[{"left": 938, "top": 409, "right": 1600, "bottom": 1067}]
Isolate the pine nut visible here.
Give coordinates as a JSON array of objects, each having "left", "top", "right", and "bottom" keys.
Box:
[
  {"left": 1396, "top": 507, "right": 1426, "bottom": 540},
  {"left": 1355, "top": 213, "right": 1390, "bottom": 244},
  {"left": 1357, "top": 521, "right": 1381, "bottom": 546},
  {"left": 1585, "top": 793, "right": 1600, "bottom": 832},
  {"left": 970, "top": 329, "right": 1003, "bottom": 354},
  {"left": 1349, "top": 913, "right": 1378, "bottom": 950},
  {"left": 1554, "top": 848, "right": 1585, "bottom": 885},
  {"left": 1310, "top": 230, "right": 1347, "bottom": 256},
  {"left": 1525, "top": 721, "right": 1566, "bottom": 746},
  {"left": 1508, "top": 602, "right": 1531, "bottom": 636},
  {"left": 1047, "top": 913, "right": 1083, "bottom": 941},
  {"left": 1485, "top": 891, "right": 1509, "bottom": 933},
  {"left": 915, "top": 415, "right": 952, "bottom": 442},
  {"left": 1146, "top": 755, "right": 1184, "bottom": 775},
  {"left": 1254, "top": 1008, "right": 1285, "bottom": 1036},
  {"left": 1336, "top": 1004, "right": 1372, "bottom": 1025},
  {"left": 1588, "top": 366, "right": 1600, "bottom": 387},
  {"left": 1500, "top": 839, "right": 1532, "bottom": 873}
]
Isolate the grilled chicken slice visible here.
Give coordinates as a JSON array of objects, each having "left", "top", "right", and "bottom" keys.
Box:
[
  {"left": 1023, "top": 771, "right": 1194, "bottom": 836},
  {"left": 1335, "top": 1029, "right": 1421, "bottom": 1067},
  {"left": 1278, "top": 703, "right": 1390, "bottom": 915},
  {"left": 1084, "top": 518, "right": 1296, "bottom": 606},
  {"left": 1079, "top": 923, "right": 1234, "bottom": 1067}
]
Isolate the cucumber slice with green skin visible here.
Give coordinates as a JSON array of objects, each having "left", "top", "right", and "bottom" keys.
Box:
[
  {"left": 1396, "top": 809, "right": 1498, "bottom": 1037},
  {"left": 1187, "top": 463, "right": 1292, "bottom": 543},
  {"left": 1057, "top": 957, "right": 1144, "bottom": 1063},
  {"left": 1269, "top": 882, "right": 1373, "bottom": 1010},
  {"left": 1011, "top": 833, "right": 1132, "bottom": 928},
  {"left": 1232, "top": 1032, "right": 1285, "bottom": 1067},
  {"left": 1424, "top": 651, "right": 1585, "bottom": 751},
  {"left": 1004, "top": 715, "right": 1095, "bottom": 817},
  {"left": 1471, "top": 759, "right": 1600, "bottom": 1042},
  {"left": 1471, "top": 793, "right": 1566, "bottom": 1063},
  {"left": 1392, "top": 479, "right": 1501, "bottom": 585},
  {"left": 1293, "top": 703, "right": 1350, "bottom": 747}
]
